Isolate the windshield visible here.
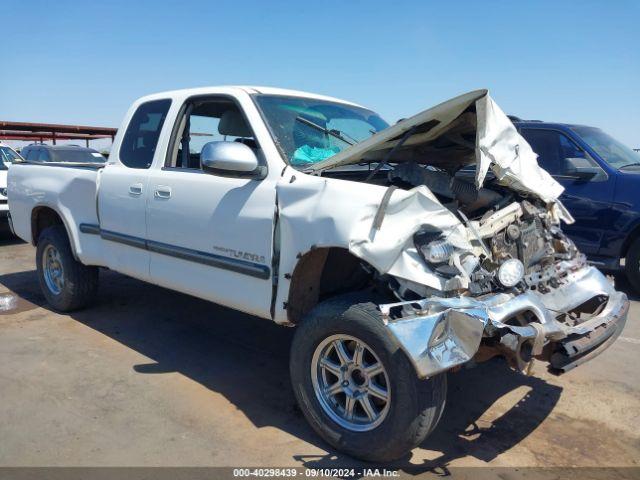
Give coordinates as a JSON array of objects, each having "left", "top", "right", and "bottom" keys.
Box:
[
  {"left": 52, "top": 149, "right": 105, "bottom": 163},
  {"left": 0, "top": 146, "right": 22, "bottom": 168},
  {"left": 254, "top": 95, "right": 389, "bottom": 167},
  {"left": 571, "top": 126, "right": 639, "bottom": 169}
]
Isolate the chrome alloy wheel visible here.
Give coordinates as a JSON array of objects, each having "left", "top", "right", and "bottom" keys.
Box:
[
  {"left": 42, "top": 244, "right": 64, "bottom": 295},
  {"left": 311, "top": 334, "right": 391, "bottom": 432}
]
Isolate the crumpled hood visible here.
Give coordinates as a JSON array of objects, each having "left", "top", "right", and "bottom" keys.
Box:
[{"left": 306, "top": 89, "right": 564, "bottom": 203}]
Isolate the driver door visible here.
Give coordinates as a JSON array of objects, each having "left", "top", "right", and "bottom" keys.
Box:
[{"left": 145, "top": 95, "right": 277, "bottom": 319}]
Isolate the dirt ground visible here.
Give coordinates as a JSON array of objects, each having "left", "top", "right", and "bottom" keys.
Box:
[{"left": 0, "top": 232, "right": 638, "bottom": 472}]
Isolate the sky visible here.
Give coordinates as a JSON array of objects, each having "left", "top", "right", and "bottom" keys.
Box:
[{"left": 2, "top": 0, "right": 639, "bottom": 151}]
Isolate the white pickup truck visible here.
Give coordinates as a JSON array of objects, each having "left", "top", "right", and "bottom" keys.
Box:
[{"left": 7, "top": 87, "right": 629, "bottom": 461}]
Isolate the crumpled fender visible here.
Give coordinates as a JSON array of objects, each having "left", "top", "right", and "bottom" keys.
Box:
[
  {"left": 272, "top": 172, "right": 387, "bottom": 323},
  {"left": 273, "top": 171, "right": 473, "bottom": 324}
]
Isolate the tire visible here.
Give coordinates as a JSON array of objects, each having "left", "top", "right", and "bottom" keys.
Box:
[
  {"left": 290, "top": 292, "right": 447, "bottom": 462},
  {"left": 36, "top": 225, "right": 98, "bottom": 312},
  {"left": 626, "top": 237, "right": 640, "bottom": 294}
]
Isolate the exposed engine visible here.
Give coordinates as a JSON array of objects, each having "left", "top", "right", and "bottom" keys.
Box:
[
  {"left": 389, "top": 162, "right": 505, "bottom": 214},
  {"left": 384, "top": 161, "right": 581, "bottom": 299}
]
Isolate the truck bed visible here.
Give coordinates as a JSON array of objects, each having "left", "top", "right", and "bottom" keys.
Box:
[{"left": 8, "top": 161, "right": 108, "bottom": 267}]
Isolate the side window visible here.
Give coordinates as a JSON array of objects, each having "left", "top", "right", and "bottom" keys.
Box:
[
  {"left": 166, "top": 97, "right": 258, "bottom": 170},
  {"left": 38, "top": 149, "right": 50, "bottom": 162},
  {"left": 521, "top": 129, "right": 600, "bottom": 177},
  {"left": 25, "top": 148, "right": 38, "bottom": 161},
  {"left": 120, "top": 99, "right": 171, "bottom": 169}
]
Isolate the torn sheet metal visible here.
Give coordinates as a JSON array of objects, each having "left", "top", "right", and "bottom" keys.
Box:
[
  {"left": 307, "top": 90, "right": 564, "bottom": 203},
  {"left": 349, "top": 185, "right": 472, "bottom": 290},
  {"left": 273, "top": 172, "right": 474, "bottom": 323},
  {"left": 274, "top": 92, "right": 572, "bottom": 323},
  {"left": 474, "top": 95, "right": 563, "bottom": 202},
  {"left": 378, "top": 265, "right": 628, "bottom": 378}
]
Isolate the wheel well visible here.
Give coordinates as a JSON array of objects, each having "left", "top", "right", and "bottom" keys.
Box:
[
  {"left": 621, "top": 223, "right": 640, "bottom": 259},
  {"left": 286, "top": 247, "right": 373, "bottom": 324},
  {"left": 31, "top": 206, "right": 65, "bottom": 245}
]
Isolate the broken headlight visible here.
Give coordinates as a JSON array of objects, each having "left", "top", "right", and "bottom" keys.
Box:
[
  {"left": 414, "top": 227, "right": 454, "bottom": 264},
  {"left": 421, "top": 239, "right": 454, "bottom": 263}
]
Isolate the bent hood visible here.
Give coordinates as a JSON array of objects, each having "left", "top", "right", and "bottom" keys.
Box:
[{"left": 307, "top": 89, "right": 563, "bottom": 203}]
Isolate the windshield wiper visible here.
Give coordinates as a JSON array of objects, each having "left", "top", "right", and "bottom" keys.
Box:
[
  {"left": 295, "top": 116, "right": 354, "bottom": 146},
  {"left": 619, "top": 162, "right": 640, "bottom": 169}
]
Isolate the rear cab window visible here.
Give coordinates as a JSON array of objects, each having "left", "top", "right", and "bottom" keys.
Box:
[{"left": 119, "top": 99, "right": 172, "bottom": 169}]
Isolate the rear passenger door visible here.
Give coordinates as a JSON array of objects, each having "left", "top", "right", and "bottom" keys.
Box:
[
  {"left": 96, "top": 99, "right": 172, "bottom": 281},
  {"left": 145, "top": 95, "right": 278, "bottom": 319},
  {"left": 520, "top": 128, "right": 614, "bottom": 254}
]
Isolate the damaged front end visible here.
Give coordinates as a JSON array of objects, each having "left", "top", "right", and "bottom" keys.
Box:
[
  {"left": 371, "top": 189, "right": 629, "bottom": 377},
  {"left": 303, "top": 89, "right": 630, "bottom": 377},
  {"left": 381, "top": 258, "right": 629, "bottom": 377},
  {"left": 372, "top": 147, "right": 630, "bottom": 375}
]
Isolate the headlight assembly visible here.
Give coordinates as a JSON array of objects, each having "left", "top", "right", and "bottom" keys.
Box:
[
  {"left": 497, "top": 258, "right": 525, "bottom": 287},
  {"left": 420, "top": 239, "right": 454, "bottom": 264},
  {"left": 414, "top": 227, "right": 454, "bottom": 264}
]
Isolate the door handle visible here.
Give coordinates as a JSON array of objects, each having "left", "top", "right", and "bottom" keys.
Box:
[
  {"left": 154, "top": 186, "right": 172, "bottom": 199},
  {"left": 129, "top": 183, "right": 143, "bottom": 196}
]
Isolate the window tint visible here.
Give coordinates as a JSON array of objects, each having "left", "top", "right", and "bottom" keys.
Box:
[
  {"left": 120, "top": 99, "right": 171, "bottom": 169},
  {"left": 26, "top": 148, "right": 39, "bottom": 161},
  {"left": 50, "top": 148, "right": 105, "bottom": 163},
  {"left": 167, "top": 97, "right": 257, "bottom": 170},
  {"left": 38, "top": 149, "right": 50, "bottom": 162},
  {"left": 521, "top": 129, "right": 599, "bottom": 176}
]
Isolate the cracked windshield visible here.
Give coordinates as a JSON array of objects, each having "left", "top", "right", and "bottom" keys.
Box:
[{"left": 255, "top": 95, "right": 389, "bottom": 167}]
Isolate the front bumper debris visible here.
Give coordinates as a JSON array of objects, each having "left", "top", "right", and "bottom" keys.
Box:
[{"left": 380, "top": 265, "right": 629, "bottom": 378}]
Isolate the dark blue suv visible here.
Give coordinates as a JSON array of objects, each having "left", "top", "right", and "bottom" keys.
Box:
[{"left": 512, "top": 119, "right": 640, "bottom": 292}]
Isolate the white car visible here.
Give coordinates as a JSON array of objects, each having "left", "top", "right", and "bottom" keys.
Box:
[
  {"left": 0, "top": 142, "right": 22, "bottom": 224},
  {"left": 7, "top": 87, "right": 629, "bottom": 461}
]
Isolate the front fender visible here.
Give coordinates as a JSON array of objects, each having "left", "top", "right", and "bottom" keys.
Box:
[{"left": 272, "top": 169, "right": 387, "bottom": 324}]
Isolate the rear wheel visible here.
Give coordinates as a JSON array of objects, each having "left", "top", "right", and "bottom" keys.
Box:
[
  {"left": 290, "top": 293, "right": 446, "bottom": 462},
  {"left": 626, "top": 237, "right": 640, "bottom": 294},
  {"left": 36, "top": 225, "right": 98, "bottom": 311}
]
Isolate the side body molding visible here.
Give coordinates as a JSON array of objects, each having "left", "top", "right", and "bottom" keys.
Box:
[{"left": 79, "top": 223, "right": 270, "bottom": 280}]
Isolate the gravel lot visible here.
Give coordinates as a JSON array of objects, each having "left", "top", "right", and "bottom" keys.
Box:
[{"left": 0, "top": 232, "right": 638, "bottom": 470}]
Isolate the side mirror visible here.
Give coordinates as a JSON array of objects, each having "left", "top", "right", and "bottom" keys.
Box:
[
  {"left": 200, "top": 141, "right": 263, "bottom": 177},
  {"left": 565, "top": 157, "right": 600, "bottom": 181}
]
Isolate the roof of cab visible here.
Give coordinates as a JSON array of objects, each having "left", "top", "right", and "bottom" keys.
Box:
[{"left": 135, "top": 85, "right": 366, "bottom": 109}]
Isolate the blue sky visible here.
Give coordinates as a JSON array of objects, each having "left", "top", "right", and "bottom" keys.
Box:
[{"left": 2, "top": 0, "right": 638, "bottom": 148}]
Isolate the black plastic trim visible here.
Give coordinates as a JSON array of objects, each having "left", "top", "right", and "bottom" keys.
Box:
[{"left": 78, "top": 223, "right": 270, "bottom": 279}]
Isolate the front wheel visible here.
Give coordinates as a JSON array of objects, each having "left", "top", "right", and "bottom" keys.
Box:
[
  {"left": 290, "top": 293, "right": 446, "bottom": 462},
  {"left": 625, "top": 237, "right": 640, "bottom": 294}
]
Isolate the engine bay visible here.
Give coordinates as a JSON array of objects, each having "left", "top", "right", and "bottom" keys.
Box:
[{"left": 323, "top": 161, "right": 581, "bottom": 301}]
